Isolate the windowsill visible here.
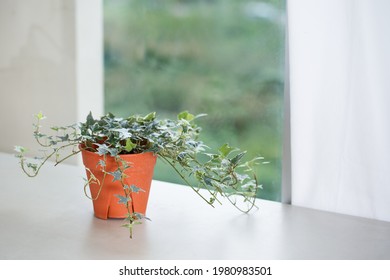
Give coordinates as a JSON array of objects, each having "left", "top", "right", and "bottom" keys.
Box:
[{"left": 1, "top": 152, "right": 390, "bottom": 260}]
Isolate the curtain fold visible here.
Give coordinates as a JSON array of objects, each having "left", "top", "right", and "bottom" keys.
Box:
[{"left": 288, "top": 0, "right": 390, "bottom": 221}]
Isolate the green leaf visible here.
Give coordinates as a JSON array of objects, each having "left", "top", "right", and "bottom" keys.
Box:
[
  {"left": 121, "top": 223, "right": 134, "bottom": 229},
  {"left": 96, "top": 144, "right": 110, "bottom": 156},
  {"left": 14, "top": 146, "right": 27, "bottom": 153},
  {"left": 203, "top": 176, "right": 213, "bottom": 187},
  {"left": 130, "top": 185, "right": 145, "bottom": 193},
  {"left": 108, "top": 148, "right": 119, "bottom": 157},
  {"left": 133, "top": 212, "right": 144, "bottom": 220},
  {"left": 115, "top": 194, "right": 131, "bottom": 204},
  {"left": 27, "top": 163, "right": 38, "bottom": 172},
  {"left": 125, "top": 138, "right": 137, "bottom": 152},
  {"left": 218, "top": 143, "right": 236, "bottom": 157},
  {"left": 113, "top": 128, "right": 132, "bottom": 139},
  {"left": 35, "top": 112, "right": 46, "bottom": 120},
  {"left": 231, "top": 151, "right": 246, "bottom": 165},
  {"left": 178, "top": 111, "right": 194, "bottom": 121},
  {"left": 108, "top": 170, "right": 122, "bottom": 182},
  {"left": 57, "top": 134, "right": 69, "bottom": 141},
  {"left": 85, "top": 111, "right": 95, "bottom": 127},
  {"left": 143, "top": 216, "right": 152, "bottom": 221},
  {"left": 143, "top": 112, "right": 156, "bottom": 121},
  {"left": 51, "top": 126, "right": 67, "bottom": 132},
  {"left": 33, "top": 132, "right": 46, "bottom": 139}
]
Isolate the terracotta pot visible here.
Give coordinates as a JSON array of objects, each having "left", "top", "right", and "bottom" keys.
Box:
[{"left": 80, "top": 148, "right": 157, "bottom": 219}]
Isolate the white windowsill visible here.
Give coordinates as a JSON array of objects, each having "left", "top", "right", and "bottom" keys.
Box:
[{"left": 1, "top": 152, "right": 390, "bottom": 260}]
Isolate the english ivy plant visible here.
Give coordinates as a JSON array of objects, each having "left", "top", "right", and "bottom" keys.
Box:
[{"left": 15, "top": 111, "right": 264, "bottom": 238}]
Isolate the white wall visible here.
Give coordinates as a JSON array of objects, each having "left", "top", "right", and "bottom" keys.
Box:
[{"left": 0, "top": 0, "right": 103, "bottom": 162}]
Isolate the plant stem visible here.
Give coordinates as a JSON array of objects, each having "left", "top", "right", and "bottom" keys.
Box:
[{"left": 159, "top": 155, "right": 216, "bottom": 208}]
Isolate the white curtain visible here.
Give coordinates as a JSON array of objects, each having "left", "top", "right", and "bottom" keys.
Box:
[{"left": 287, "top": 0, "right": 390, "bottom": 221}]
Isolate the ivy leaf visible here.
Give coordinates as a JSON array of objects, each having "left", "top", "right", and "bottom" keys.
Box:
[
  {"left": 231, "top": 151, "right": 246, "bottom": 166},
  {"left": 125, "top": 138, "right": 137, "bottom": 152},
  {"left": 122, "top": 221, "right": 142, "bottom": 233},
  {"left": 115, "top": 194, "right": 131, "bottom": 204},
  {"left": 218, "top": 143, "right": 237, "bottom": 157},
  {"left": 96, "top": 144, "right": 110, "bottom": 156},
  {"left": 35, "top": 112, "right": 46, "bottom": 120},
  {"left": 86, "top": 111, "right": 95, "bottom": 127},
  {"left": 27, "top": 163, "right": 38, "bottom": 172},
  {"left": 235, "top": 173, "right": 250, "bottom": 182},
  {"left": 133, "top": 212, "right": 144, "bottom": 220},
  {"left": 51, "top": 126, "right": 67, "bottom": 132},
  {"left": 121, "top": 223, "right": 134, "bottom": 229},
  {"left": 57, "top": 134, "right": 69, "bottom": 141},
  {"left": 143, "top": 215, "right": 152, "bottom": 221},
  {"left": 130, "top": 185, "right": 145, "bottom": 193},
  {"left": 108, "top": 170, "right": 122, "bottom": 182},
  {"left": 113, "top": 128, "right": 132, "bottom": 139},
  {"left": 33, "top": 132, "right": 46, "bottom": 139},
  {"left": 14, "top": 146, "right": 27, "bottom": 154},
  {"left": 203, "top": 176, "right": 213, "bottom": 187},
  {"left": 177, "top": 111, "right": 194, "bottom": 121},
  {"left": 108, "top": 148, "right": 119, "bottom": 157},
  {"left": 96, "top": 160, "right": 106, "bottom": 167},
  {"left": 143, "top": 112, "right": 156, "bottom": 121}
]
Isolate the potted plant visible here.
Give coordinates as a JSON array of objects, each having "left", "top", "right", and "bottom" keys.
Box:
[{"left": 15, "top": 111, "right": 264, "bottom": 238}]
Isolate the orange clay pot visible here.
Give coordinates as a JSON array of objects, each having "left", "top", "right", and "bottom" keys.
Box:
[{"left": 80, "top": 148, "right": 157, "bottom": 220}]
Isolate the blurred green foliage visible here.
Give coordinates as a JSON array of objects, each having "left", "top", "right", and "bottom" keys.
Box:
[{"left": 104, "top": 0, "right": 285, "bottom": 201}]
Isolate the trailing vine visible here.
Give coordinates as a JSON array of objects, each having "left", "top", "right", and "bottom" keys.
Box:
[{"left": 15, "top": 111, "right": 266, "bottom": 238}]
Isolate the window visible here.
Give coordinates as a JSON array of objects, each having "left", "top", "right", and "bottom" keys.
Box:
[{"left": 104, "top": 0, "right": 286, "bottom": 201}]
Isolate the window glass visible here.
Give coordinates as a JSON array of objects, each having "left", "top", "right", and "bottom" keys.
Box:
[{"left": 104, "top": 0, "right": 285, "bottom": 201}]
